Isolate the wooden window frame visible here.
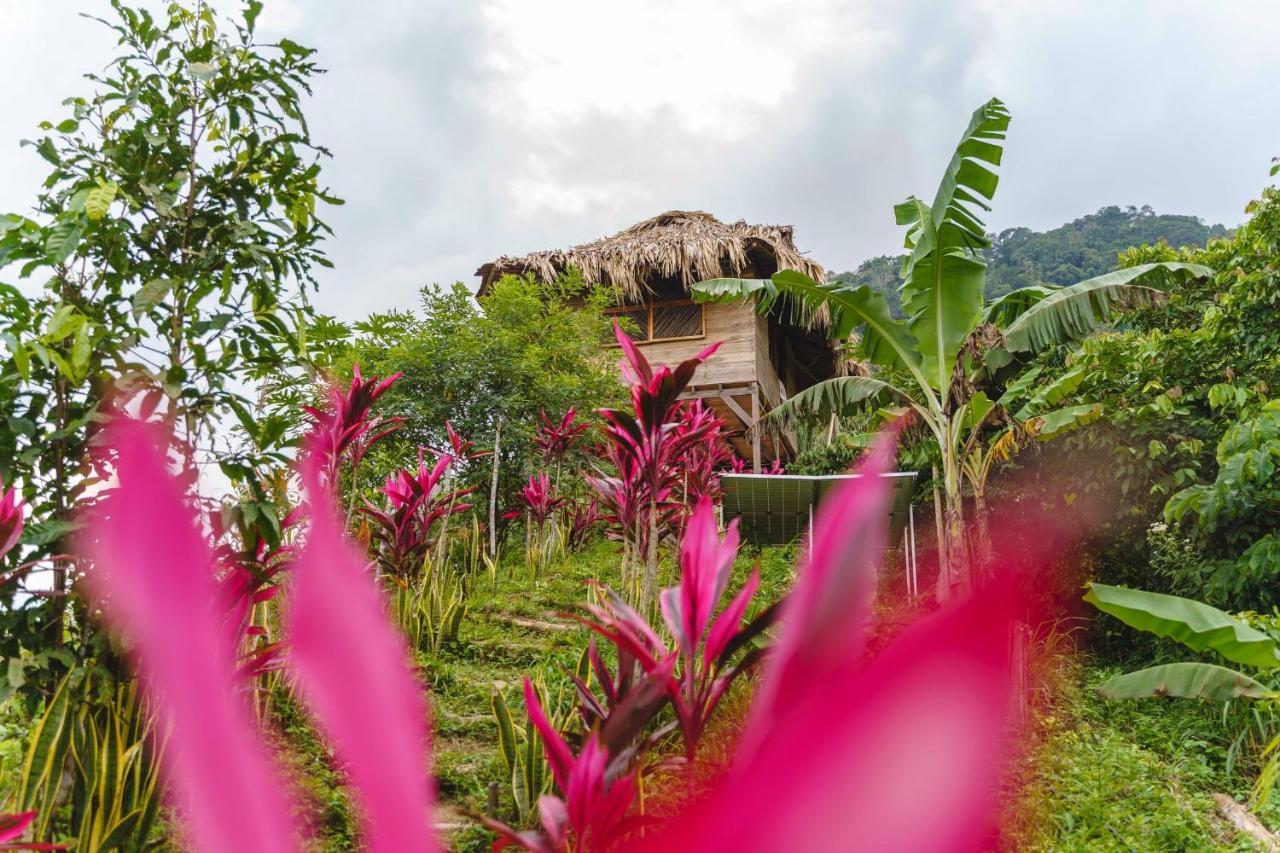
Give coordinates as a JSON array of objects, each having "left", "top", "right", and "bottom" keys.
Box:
[{"left": 605, "top": 298, "right": 706, "bottom": 344}]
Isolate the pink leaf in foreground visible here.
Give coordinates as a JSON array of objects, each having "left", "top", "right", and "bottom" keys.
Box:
[
  {"left": 287, "top": 462, "right": 438, "bottom": 852},
  {"left": 0, "top": 477, "right": 24, "bottom": 561},
  {"left": 653, "top": 593, "right": 1017, "bottom": 851},
  {"left": 523, "top": 677, "right": 575, "bottom": 792},
  {"left": 82, "top": 420, "right": 298, "bottom": 853},
  {"left": 744, "top": 434, "right": 895, "bottom": 734},
  {"left": 636, "top": 429, "right": 1020, "bottom": 851}
]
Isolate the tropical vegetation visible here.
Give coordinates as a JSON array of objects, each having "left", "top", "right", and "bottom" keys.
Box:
[{"left": 4, "top": 2, "right": 1280, "bottom": 851}]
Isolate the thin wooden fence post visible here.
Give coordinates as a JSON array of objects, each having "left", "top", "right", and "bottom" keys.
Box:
[{"left": 488, "top": 417, "right": 502, "bottom": 559}]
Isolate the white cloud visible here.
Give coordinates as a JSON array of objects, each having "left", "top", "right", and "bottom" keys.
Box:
[{"left": 1, "top": 0, "right": 1278, "bottom": 321}]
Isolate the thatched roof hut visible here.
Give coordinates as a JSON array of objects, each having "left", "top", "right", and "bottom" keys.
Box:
[
  {"left": 475, "top": 210, "right": 836, "bottom": 469},
  {"left": 475, "top": 210, "right": 825, "bottom": 299}
]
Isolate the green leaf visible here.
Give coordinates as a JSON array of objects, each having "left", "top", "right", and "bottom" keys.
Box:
[
  {"left": 1034, "top": 402, "right": 1101, "bottom": 437},
  {"left": 981, "top": 285, "right": 1056, "bottom": 327},
  {"left": 245, "top": 0, "right": 263, "bottom": 32},
  {"left": 963, "top": 391, "right": 996, "bottom": 431},
  {"left": 1084, "top": 583, "right": 1280, "bottom": 669},
  {"left": 898, "top": 98, "right": 1010, "bottom": 392},
  {"left": 491, "top": 691, "right": 517, "bottom": 772},
  {"left": 1013, "top": 365, "right": 1087, "bottom": 420},
  {"left": 1001, "top": 263, "right": 1215, "bottom": 352},
  {"left": 45, "top": 218, "right": 84, "bottom": 264},
  {"left": 763, "top": 375, "right": 913, "bottom": 428},
  {"left": 132, "top": 278, "right": 174, "bottom": 319},
  {"left": 85, "top": 180, "right": 119, "bottom": 221},
  {"left": 1096, "top": 663, "right": 1272, "bottom": 701},
  {"left": 189, "top": 61, "right": 217, "bottom": 81}
]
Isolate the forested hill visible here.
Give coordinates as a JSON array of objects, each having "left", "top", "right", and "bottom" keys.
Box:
[{"left": 831, "top": 205, "right": 1229, "bottom": 316}]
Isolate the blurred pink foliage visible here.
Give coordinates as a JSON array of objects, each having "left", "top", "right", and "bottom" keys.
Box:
[
  {"left": 82, "top": 411, "right": 1025, "bottom": 852},
  {"left": 82, "top": 420, "right": 300, "bottom": 853},
  {"left": 0, "top": 476, "right": 23, "bottom": 560}
]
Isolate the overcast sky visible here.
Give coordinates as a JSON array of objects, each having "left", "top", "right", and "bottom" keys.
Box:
[{"left": 3, "top": 0, "right": 1278, "bottom": 321}]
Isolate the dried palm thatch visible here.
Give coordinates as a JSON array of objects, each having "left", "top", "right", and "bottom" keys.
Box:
[{"left": 475, "top": 210, "right": 826, "bottom": 301}]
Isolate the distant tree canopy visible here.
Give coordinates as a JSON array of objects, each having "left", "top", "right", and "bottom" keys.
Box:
[
  {"left": 332, "top": 272, "right": 623, "bottom": 514},
  {"left": 830, "top": 206, "right": 1229, "bottom": 315}
]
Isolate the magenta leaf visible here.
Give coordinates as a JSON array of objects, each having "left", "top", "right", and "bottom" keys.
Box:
[
  {"left": 523, "top": 677, "right": 575, "bottom": 792},
  {"left": 0, "top": 478, "right": 24, "bottom": 561},
  {"left": 287, "top": 461, "right": 438, "bottom": 852},
  {"left": 82, "top": 420, "right": 299, "bottom": 853}
]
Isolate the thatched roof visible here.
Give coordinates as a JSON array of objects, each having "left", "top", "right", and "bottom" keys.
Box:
[{"left": 475, "top": 210, "right": 826, "bottom": 299}]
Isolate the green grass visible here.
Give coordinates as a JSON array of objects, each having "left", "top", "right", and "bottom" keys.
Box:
[
  {"left": 1005, "top": 651, "right": 1280, "bottom": 851},
  {"left": 277, "top": 535, "right": 792, "bottom": 851}
]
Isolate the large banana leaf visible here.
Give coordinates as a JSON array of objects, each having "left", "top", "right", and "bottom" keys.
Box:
[
  {"left": 762, "top": 376, "right": 914, "bottom": 427},
  {"left": 896, "top": 98, "right": 1010, "bottom": 392},
  {"left": 981, "top": 285, "right": 1055, "bottom": 327},
  {"left": 746, "top": 270, "right": 927, "bottom": 382},
  {"left": 1001, "top": 262, "right": 1215, "bottom": 352},
  {"left": 1084, "top": 583, "right": 1280, "bottom": 669},
  {"left": 1096, "top": 662, "right": 1273, "bottom": 701}
]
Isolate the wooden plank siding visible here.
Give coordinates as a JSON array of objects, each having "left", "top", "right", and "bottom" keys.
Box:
[{"left": 633, "top": 300, "right": 790, "bottom": 465}]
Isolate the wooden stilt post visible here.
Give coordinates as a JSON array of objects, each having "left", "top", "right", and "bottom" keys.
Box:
[{"left": 751, "top": 383, "right": 761, "bottom": 474}]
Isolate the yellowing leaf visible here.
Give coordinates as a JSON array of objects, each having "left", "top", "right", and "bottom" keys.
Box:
[{"left": 85, "top": 180, "right": 119, "bottom": 221}]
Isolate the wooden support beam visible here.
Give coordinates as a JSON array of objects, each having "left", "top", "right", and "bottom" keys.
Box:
[
  {"left": 751, "top": 384, "right": 761, "bottom": 473},
  {"left": 718, "top": 392, "right": 752, "bottom": 426}
]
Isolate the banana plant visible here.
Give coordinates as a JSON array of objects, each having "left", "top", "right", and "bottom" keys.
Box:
[
  {"left": 960, "top": 365, "right": 1102, "bottom": 566},
  {"left": 1084, "top": 582, "right": 1280, "bottom": 699},
  {"left": 1084, "top": 582, "right": 1280, "bottom": 804},
  {"left": 694, "top": 98, "right": 1213, "bottom": 598}
]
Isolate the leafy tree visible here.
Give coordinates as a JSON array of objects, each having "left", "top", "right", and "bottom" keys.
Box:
[
  {"left": 334, "top": 273, "right": 623, "bottom": 548},
  {"left": 1028, "top": 180, "right": 1280, "bottom": 609},
  {"left": 695, "top": 98, "right": 1212, "bottom": 598},
  {"left": 0, "top": 0, "right": 338, "bottom": 694}
]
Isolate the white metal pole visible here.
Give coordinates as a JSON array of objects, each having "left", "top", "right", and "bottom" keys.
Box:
[{"left": 908, "top": 502, "right": 918, "bottom": 598}]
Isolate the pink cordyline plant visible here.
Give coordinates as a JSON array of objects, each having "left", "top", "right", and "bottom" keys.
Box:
[
  {"left": 361, "top": 449, "right": 475, "bottom": 576},
  {"left": 534, "top": 408, "right": 590, "bottom": 469},
  {"left": 82, "top": 418, "right": 437, "bottom": 852},
  {"left": 729, "top": 455, "right": 784, "bottom": 475},
  {"left": 573, "top": 498, "right": 767, "bottom": 759},
  {"left": 82, "top": 419, "right": 1028, "bottom": 853},
  {"left": 591, "top": 322, "right": 720, "bottom": 611},
  {"left": 481, "top": 680, "right": 646, "bottom": 852},
  {"left": 566, "top": 499, "right": 601, "bottom": 552},
  {"left": 0, "top": 477, "right": 23, "bottom": 561},
  {"left": 302, "top": 364, "right": 404, "bottom": 491},
  {"left": 669, "top": 401, "right": 734, "bottom": 517},
  {"left": 439, "top": 419, "right": 491, "bottom": 463},
  {"left": 214, "top": 530, "right": 297, "bottom": 680},
  {"left": 520, "top": 472, "right": 565, "bottom": 530},
  {"left": 0, "top": 810, "right": 63, "bottom": 851}
]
